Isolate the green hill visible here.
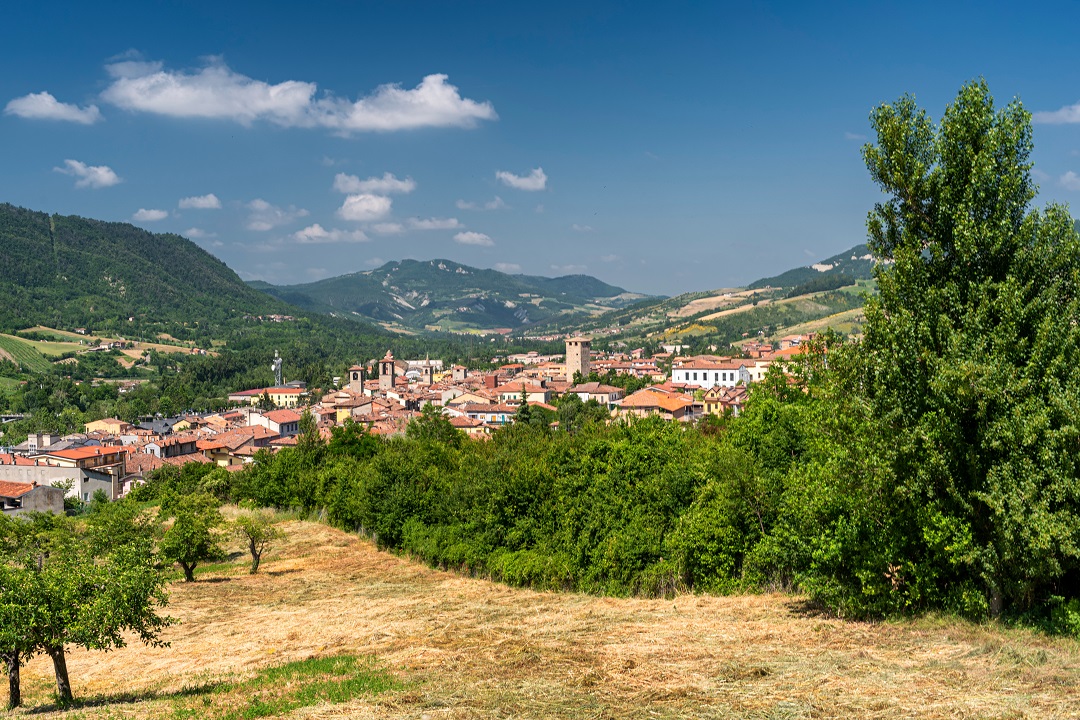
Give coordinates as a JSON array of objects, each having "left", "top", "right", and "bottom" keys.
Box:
[
  {"left": 0, "top": 203, "right": 296, "bottom": 336},
  {"left": 252, "top": 259, "right": 651, "bottom": 332},
  {"left": 747, "top": 244, "right": 875, "bottom": 291}
]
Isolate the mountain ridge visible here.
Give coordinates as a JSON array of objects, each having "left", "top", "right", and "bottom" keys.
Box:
[{"left": 250, "top": 258, "right": 653, "bottom": 333}]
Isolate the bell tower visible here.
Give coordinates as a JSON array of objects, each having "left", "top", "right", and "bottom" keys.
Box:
[{"left": 378, "top": 351, "right": 396, "bottom": 393}]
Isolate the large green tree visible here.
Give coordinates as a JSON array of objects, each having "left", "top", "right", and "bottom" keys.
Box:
[{"left": 782, "top": 80, "right": 1080, "bottom": 618}]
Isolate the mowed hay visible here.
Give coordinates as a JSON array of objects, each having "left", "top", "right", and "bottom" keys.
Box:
[{"left": 15, "top": 518, "right": 1080, "bottom": 719}]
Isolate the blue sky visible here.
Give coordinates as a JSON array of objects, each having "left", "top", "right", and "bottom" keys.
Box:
[{"left": 3, "top": 1, "right": 1080, "bottom": 296}]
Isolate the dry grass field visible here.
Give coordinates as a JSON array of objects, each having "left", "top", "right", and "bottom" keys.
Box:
[{"left": 12, "top": 518, "right": 1080, "bottom": 719}]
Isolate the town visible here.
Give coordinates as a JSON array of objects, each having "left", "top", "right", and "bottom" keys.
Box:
[{"left": 0, "top": 334, "right": 814, "bottom": 515}]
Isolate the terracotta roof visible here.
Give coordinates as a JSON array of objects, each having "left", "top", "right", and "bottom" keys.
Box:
[
  {"left": 125, "top": 453, "right": 166, "bottom": 475},
  {"left": 0, "top": 481, "right": 34, "bottom": 499},
  {"left": 261, "top": 409, "right": 302, "bottom": 423},
  {"left": 0, "top": 453, "right": 39, "bottom": 466},
  {"left": 161, "top": 453, "right": 213, "bottom": 467},
  {"left": 39, "top": 446, "right": 126, "bottom": 461}
]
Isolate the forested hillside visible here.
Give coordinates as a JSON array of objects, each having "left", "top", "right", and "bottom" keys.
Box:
[
  {"left": 253, "top": 258, "right": 650, "bottom": 332},
  {"left": 0, "top": 204, "right": 297, "bottom": 336}
]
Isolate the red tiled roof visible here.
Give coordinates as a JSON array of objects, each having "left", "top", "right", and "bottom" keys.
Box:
[
  {"left": 0, "top": 481, "right": 34, "bottom": 498},
  {"left": 261, "top": 409, "right": 302, "bottom": 423}
]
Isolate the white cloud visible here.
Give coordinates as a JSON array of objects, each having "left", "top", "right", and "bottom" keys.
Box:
[
  {"left": 4, "top": 92, "right": 102, "bottom": 124},
  {"left": 1061, "top": 171, "right": 1080, "bottom": 191},
  {"left": 99, "top": 57, "right": 496, "bottom": 133},
  {"left": 291, "top": 223, "right": 369, "bottom": 244},
  {"left": 1034, "top": 102, "right": 1080, "bottom": 124},
  {"left": 337, "top": 193, "right": 392, "bottom": 222},
  {"left": 53, "top": 159, "right": 121, "bottom": 189},
  {"left": 245, "top": 198, "right": 309, "bottom": 231},
  {"left": 372, "top": 222, "right": 405, "bottom": 235},
  {"left": 184, "top": 227, "right": 216, "bottom": 238},
  {"left": 456, "top": 196, "right": 506, "bottom": 211},
  {"left": 600, "top": 254, "right": 619, "bottom": 263},
  {"left": 333, "top": 172, "right": 416, "bottom": 194},
  {"left": 551, "top": 264, "right": 587, "bottom": 274},
  {"left": 454, "top": 231, "right": 494, "bottom": 246},
  {"left": 496, "top": 167, "right": 547, "bottom": 191},
  {"left": 408, "top": 217, "right": 461, "bottom": 230},
  {"left": 132, "top": 208, "right": 168, "bottom": 222},
  {"left": 571, "top": 223, "right": 593, "bottom": 232},
  {"left": 494, "top": 262, "right": 521, "bottom": 273},
  {"left": 178, "top": 193, "right": 221, "bottom": 209},
  {"left": 844, "top": 131, "right": 867, "bottom": 141}
]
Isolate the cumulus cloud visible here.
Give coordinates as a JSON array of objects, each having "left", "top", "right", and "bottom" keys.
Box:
[
  {"left": 408, "top": 217, "right": 461, "bottom": 230},
  {"left": 132, "top": 208, "right": 168, "bottom": 222},
  {"left": 454, "top": 231, "right": 494, "bottom": 246},
  {"left": 98, "top": 57, "right": 496, "bottom": 133},
  {"left": 246, "top": 198, "right": 309, "bottom": 231},
  {"left": 4, "top": 92, "right": 102, "bottom": 124},
  {"left": 456, "top": 196, "right": 507, "bottom": 211},
  {"left": 53, "top": 159, "right": 121, "bottom": 189},
  {"left": 1034, "top": 102, "right": 1080, "bottom": 124},
  {"left": 496, "top": 167, "right": 547, "bottom": 191},
  {"left": 494, "top": 262, "right": 521, "bottom": 273},
  {"left": 571, "top": 223, "right": 593, "bottom": 232},
  {"left": 178, "top": 193, "right": 221, "bottom": 209},
  {"left": 333, "top": 172, "right": 415, "bottom": 194},
  {"left": 1062, "top": 171, "right": 1080, "bottom": 191},
  {"left": 291, "top": 223, "right": 369, "bottom": 244},
  {"left": 184, "top": 227, "right": 216, "bottom": 238},
  {"left": 337, "top": 193, "right": 392, "bottom": 222},
  {"left": 372, "top": 222, "right": 405, "bottom": 235}
]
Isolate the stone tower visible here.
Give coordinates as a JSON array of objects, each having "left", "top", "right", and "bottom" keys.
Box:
[
  {"left": 565, "top": 336, "right": 591, "bottom": 382},
  {"left": 347, "top": 364, "right": 364, "bottom": 393},
  {"left": 378, "top": 350, "right": 396, "bottom": 393}
]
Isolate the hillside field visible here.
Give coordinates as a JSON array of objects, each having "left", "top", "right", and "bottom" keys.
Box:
[{"left": 11, "top": 516, "right": 1080, "bottom": 719}]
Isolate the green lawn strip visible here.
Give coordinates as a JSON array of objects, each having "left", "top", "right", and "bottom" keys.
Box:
[{"left": 169, "top": 655, "right": 402, "bottom": 720}]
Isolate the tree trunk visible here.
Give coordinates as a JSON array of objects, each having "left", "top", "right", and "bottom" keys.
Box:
[
  {"left": 3, "top": 650, "right": 20, "bottom": 709},
  {"left": 180, "top": 561, "right": 195, "bottom": 582},
  {"left": 48, "top": 645, "right": 73, "bottom": 705},
  {"left": 249, "top": 538, "right": 261, "bottom": 574}
]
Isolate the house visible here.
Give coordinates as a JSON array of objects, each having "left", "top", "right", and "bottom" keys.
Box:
[
  {"left": 84, "top": 417, "right": 133, "bottom": 435},
  {"left": 702, "top": 385, "right": 749, "bottom": 417},
  {"left": 617, "top": 388, "right": 695, "bottom": 422},
  {"left": 459, "top": 403, "right": 518, "bottom": 425},
  {"left": 495, "top": 382, "right": 553, "bottom": 405},
  {"left": 669, "top": 359, "right": 750, "bottom": 390},
  {"left": 143, "top": 434, "right": 199, "bottom": 459},
  {"left": 567, "top": 382, "right": 625, "bottom": 409},
  {"left": 0, "top": 481, "right": 64, "bottom": 515},
  {"left": 249, "top": 409, "right": 302, "bottom": 437}
]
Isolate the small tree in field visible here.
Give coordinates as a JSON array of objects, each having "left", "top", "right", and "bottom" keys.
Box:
[
  {"left": 159, "top": 493, "right": 225, "bottom": 582},
  {"left": 233, "top": 509, "right": 285, "bottom": 574},
  {"left": 0, "top": 512, "right": 171, "bottom": 708}
]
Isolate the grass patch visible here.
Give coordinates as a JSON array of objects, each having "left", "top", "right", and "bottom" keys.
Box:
[{"left": 168, "top": 654, "right": 400, "bottom": 720}]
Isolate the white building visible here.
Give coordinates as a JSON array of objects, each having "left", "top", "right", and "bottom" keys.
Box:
[{"left": 670, "top": 360, "right": 751, "bottom": 389}]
